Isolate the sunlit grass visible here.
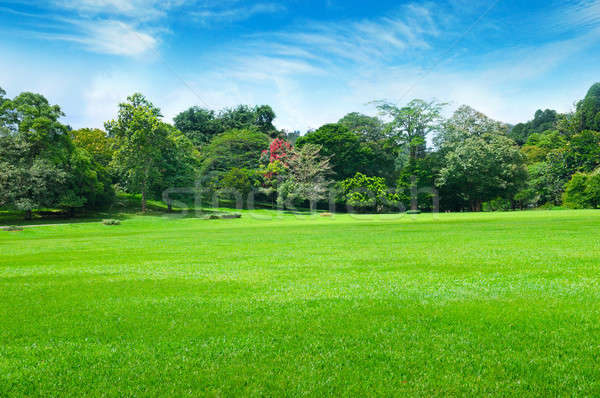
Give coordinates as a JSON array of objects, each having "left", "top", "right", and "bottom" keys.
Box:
[{"left": 1, "top": 210, "right": 599, "bottom": 396}]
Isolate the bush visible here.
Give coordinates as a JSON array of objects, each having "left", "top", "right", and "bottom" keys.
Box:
[
  {"left": 3, "top": 225, "right": 24, "bottom": 232},
  {"left": 339, "top": 173, "right": 399, "bottom": 213},
  {"left": 102, "top": 219, "right": 121, "bottom": 225},
  {"left": 205, "top": 213, "right": 242, "bottom": 220},
  {"left": 220, "top": 213, "right": 242, "bottom": 219}
]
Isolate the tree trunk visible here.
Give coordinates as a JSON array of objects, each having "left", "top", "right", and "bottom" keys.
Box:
[
  {"left": 141, "top": 164, "right": 150, "bottom": 213},
  {"left": 470, "top": 200, "right": 482, "bottom": 212},
  {"left": 167, "top": 201, "right": 172, "bottom": 212},
  {"left": 141, "top": 189, "right": 147, "bottom": 213},
  {"left": 410, "top": 175, "right": 418, "bottom": 211},
  {"left": 25, "top": 209, "right": 32, "bottom": 220}
]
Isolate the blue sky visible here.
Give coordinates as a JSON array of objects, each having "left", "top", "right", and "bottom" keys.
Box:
[{"left": 1, "top": 0, "right": 600, "bottom": 132}]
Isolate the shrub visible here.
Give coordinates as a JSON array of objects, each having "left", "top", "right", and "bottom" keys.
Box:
[
  {"left": 205, "top": 213, "right": 242, "bottom": 220},
  {"left": 102, "top": 219, "right": 121, "bottom": 225},
  {"left": 339, "top": 173, "right": 399, "bottom": 213},
  {"left": 220, "top": 213, "right": 242, "bottom": 219},
  {"left": 3, "top": 225, "right": 24, "bottom": 232}
]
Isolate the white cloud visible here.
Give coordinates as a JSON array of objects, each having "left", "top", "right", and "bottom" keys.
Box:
[
  {"left": 40, "top": 19, "right": 157, "bottom": 56},
  {"left": 52, "top": 0, "right": 189, "bottom": 20},
  {"left": 192, "top": 3, "right": 286, "bottom": 25},
  {"left": 6, "top": 0, "right": 600, "bottom": 133},
  {"left": 550, "top": 0, "right": 600, "bottom": 32},
  {"left": 263, "top": 4, "right": 439, "bottom": 66}
]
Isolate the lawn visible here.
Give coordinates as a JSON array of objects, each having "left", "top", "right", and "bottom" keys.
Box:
[{"left": 1, "top": 210, "right": 600, "bottom": 396}]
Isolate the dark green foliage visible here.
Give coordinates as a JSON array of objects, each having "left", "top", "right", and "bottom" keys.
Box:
[
  {"left": 564, "top": 130, "right": 600, "bottom": 173},
  {"left": 219, "top": 168, "right": 260, "bottom": 205},
  {"left": 574, "top": 83, "right": 600, "bottom": 132},
  {"left": 173, "top": 107, "right": 222, "bottom": 147},
  {"left": 0, "top": 91, "right": 114, "bottom": 218},
  {"left": 175, "top": 104, "right": 280, "bottom": 147},
  {"left": 295, "top": 123, "right": 388, "bottom": 180},
  {"left": 152, "top": 127, "right": 200, "bottom": 210},
  {"left": 510, "top": 109, "right": 559, "bottom": 145},
  {"left": 397, "top": 155, "right": 440, "bottom": 211},
  {"left": 200, "top": 129, "right": 270, "bottom": 187},
  {"left": 437, "top": 107, "right": 527, "bottom": 211},
  {"left": 106, "top": 93, "right": 174, "bottom": 212},
  {"left": 338, "top": 112, "right": 385, "bottom": 142}
]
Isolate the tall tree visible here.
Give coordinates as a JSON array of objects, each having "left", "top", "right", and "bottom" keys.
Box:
[
  {"left": 173, "top": 106, "right": 222, "bottom": 147},
  {"left": 295, "top": 123, "right": 388, "bottom": 180},
  {"left": 510, "top": 109, "right": 559, "bottom": 145},
  {"left": 0, "top": 91, "right": 112, "bottom": 218},
  {"left": 376, "top": 99, "right": 445, "bottom": 161},
  {"left": 153, "top": 127, "right": 200, "bottom": 211},
  {"left": 105, "top": 93, "right": 170, "bottom": 212},
  {"left": 437, "top": 106, "right": 526, "bottom": 211},
  {"left": 338, "top": 112, "right": 385, "bottom": 142},
  {"left": 70, "top": 128, "right": 114, "bottom": 167},
  {"left": 199, "top": 129, "right": 270, "bottom": 189},
  {"left": 574, "top": 83, "right": 600, "bottom": 132}
]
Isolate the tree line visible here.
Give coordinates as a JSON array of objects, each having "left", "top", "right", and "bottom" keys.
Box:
[{"left": 1, "top": 83, "right": 600, "bottom": 218}]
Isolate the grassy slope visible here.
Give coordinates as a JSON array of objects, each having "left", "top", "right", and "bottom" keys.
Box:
[{"left": 1, "top": 210, "right": 599, "bottom": 396}]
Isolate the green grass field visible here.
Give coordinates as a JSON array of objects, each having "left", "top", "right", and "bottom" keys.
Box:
[{"left": 1, "top": 210, "right": 600, "bottom": 396}]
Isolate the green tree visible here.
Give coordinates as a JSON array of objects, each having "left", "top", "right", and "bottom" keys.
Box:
[
  {"left": 438, "top": 107, "right": 526, "bottom": 211},
  {"left": 154, "top": 127, "right": 200, "bottom": 211},
  {"left": 564, "top": 130, "right": 600, "bottom": 173},
  {"left": 338, "top": 112, "right": 385, "bottom": 142},
  {"left": 106, "top": 93, "right": 170, "bottom": 212},
  {"left": 574, "top": 83, "right": 600, "bottom": 132},
  {"left": 0, "top": 91, "right": 113, "bottom": 218},
  {"left": 376, "top": 99, "right": 445, "bottom": 161},
  {"left": 218, "top": 167, "right": 259, "bottom": 207},
  {"left": 563, "top": 172, "right": 592, "bottom": 209},
  {"left": 296, "top": 123, "right": 382, "bottom": 180},
  {"left": 173, "top": 106, "right": 223, "bottom": 147},
  {"left": 70, "top": 128, "right": 114, "bottom": 167},
  {"left": 219, "top": 105, "right": 279, "bottom": 137},
  {"left": 510, "top": 109, "right": 559, "bottom": 145},
  {"left": 200, "top": 129, "right": 270, "bottom": 189},
  {"left": 0, "top": 136, "right": 66, "bottom": 219}
]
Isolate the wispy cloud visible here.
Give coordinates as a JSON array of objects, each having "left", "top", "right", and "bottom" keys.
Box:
[
  {"left": 191, "top": 2, "right": 286, "bottom": 25},
  {"left": 228, "top": 3, "right": 440, "bottom": 73},
  {"left": 39, "top": 19, "right": 157, "bottom": 56},
  {"left": 547, "top": 0, "right": 600, "bottom": 32},
  {"left": 52, "top": 0, "right": 189, "bottom": 20},
  {"left": 172, "top": 1, "right": 600, "bottom": 131}
]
